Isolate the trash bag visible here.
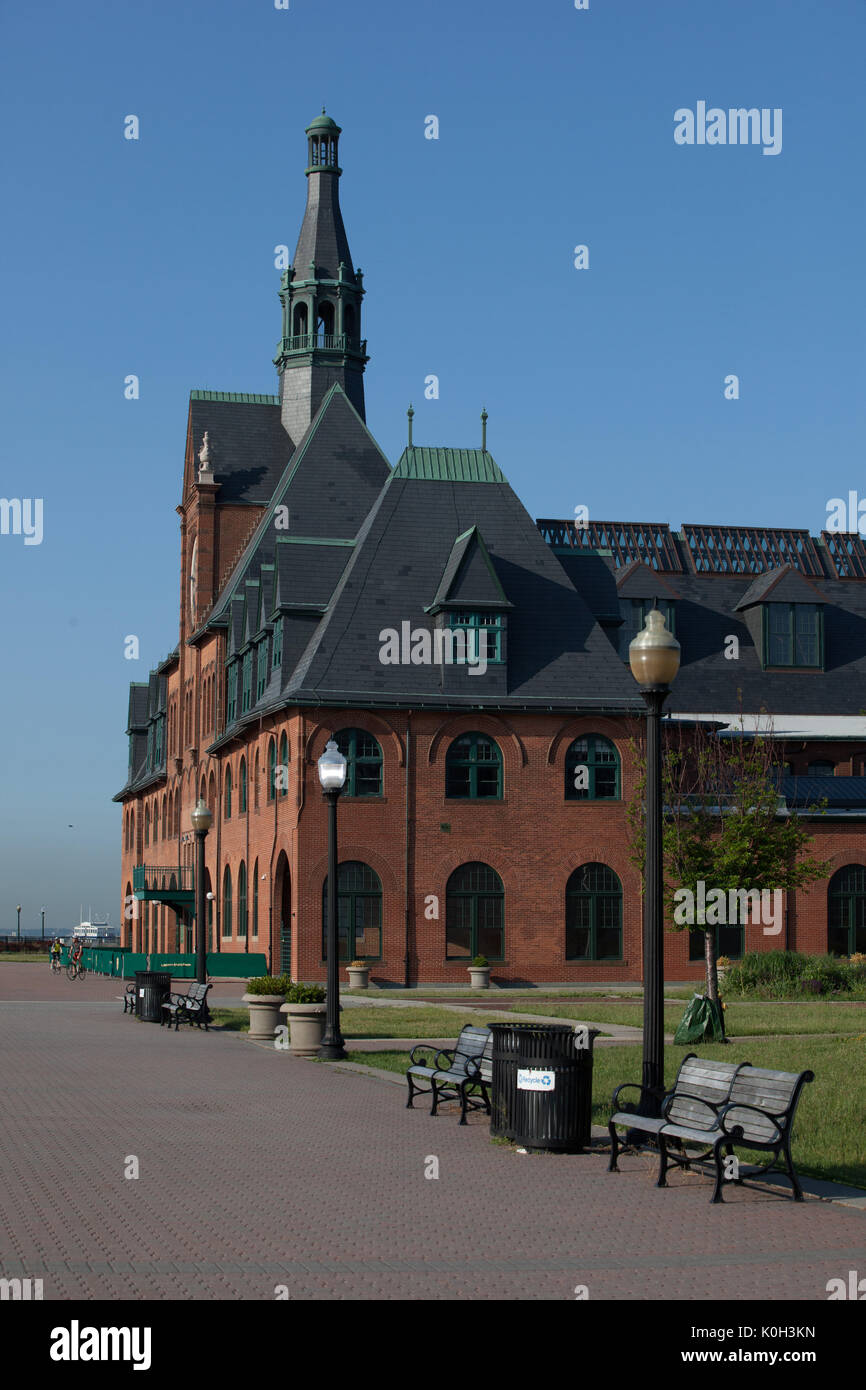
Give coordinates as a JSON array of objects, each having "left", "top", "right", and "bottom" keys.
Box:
[{"left": 673, "top": 993, "right": 725, "bottom": 1044}]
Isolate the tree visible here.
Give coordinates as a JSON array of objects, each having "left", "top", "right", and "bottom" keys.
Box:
[{"left": 626, "top": 711, "right": 828, "bottom": 1005}]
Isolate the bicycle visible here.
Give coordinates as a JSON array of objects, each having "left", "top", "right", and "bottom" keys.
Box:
[
  {"left": 50, "top": 956, "right": 62, "bottom": 975},
  {"left": 66, "top": 959, "right": 87, "bottom": 981}
]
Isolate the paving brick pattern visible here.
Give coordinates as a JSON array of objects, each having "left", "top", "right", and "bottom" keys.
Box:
[{"left": 1, "top": 967, "right": 865, "bottom": 1300}]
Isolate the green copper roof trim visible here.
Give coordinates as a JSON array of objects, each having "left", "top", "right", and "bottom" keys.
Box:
[
  {"left": 393, "top": 447, "right": 506, "bottom": 484},
  {"left": 190, "top": 390, "right": 280, "bottom": 405},
  {"left": 274, "top": 535, "right": 356, "bottom": 547}
]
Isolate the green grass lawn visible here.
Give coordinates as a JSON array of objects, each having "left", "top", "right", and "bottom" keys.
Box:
[
  {"left": 516, "top": 999, "right": 866, "bottom": 1037},
  {"left": 211, "top": 1004, "right": 520, "bottom": 1038},
  {"left": 350, "top": 1035, "right": 866, "bottom": 1189},
  {"left": 0, "top": 953, "right": 52, "bottom": 963}
]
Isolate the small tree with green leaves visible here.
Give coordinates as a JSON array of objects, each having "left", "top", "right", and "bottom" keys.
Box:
[{"left": 626, "top": 711, "right": 828, "bottom": 1003}]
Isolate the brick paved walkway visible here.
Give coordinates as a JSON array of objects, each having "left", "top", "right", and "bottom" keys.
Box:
[{"left": 1, "top": 966, "right": 864, "bottom": 1300}]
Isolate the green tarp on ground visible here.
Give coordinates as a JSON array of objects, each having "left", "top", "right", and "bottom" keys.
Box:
[{"left": 673, "top": 993, "right": 726, "bottom": 1044}]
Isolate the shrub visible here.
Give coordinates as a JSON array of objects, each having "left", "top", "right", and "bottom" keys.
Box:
[
  {"left": 348, "top": 960, "right": 368, "bottom": 970},
  {"left": 723, "top": 950, "right": 857, "bottom": 999},
  {"left": 470, "top": 955, "right": 489, "bottom": 968},
  {"left": 246, "top": 975, "right": 290, "bottom": 996},
  {"left": 284, "top": 982, "right": 326, "bottom": 1004}
]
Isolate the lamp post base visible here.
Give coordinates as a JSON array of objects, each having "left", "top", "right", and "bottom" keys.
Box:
[{"left": 318, "top": 1040, "right": 348, "bottom": 1060}]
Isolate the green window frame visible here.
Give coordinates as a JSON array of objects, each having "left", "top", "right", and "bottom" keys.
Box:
[
  {"left": 224, "top": 767, "right": 232, "bottom": 820},
  {"left": 763, "top": 603, "right": 822, "bottom": 669},
  {"left": 566, "top": 864, "right": 623, "bottom": 961},
  {"left": 335, "top": 728, "right": 383, "bottom": 798},
  {"left": 565, "top": 734, "right": 620, "bottom": 801},
  {"left": 267, "top": 738, "right": 276, "bottom": 802},
  {"left": 239, "top": 757, "right": 247, "bottom": 813},
  {"left": 688, "top": 923, "right": 744, "bottom": 962},
  {"left": 241, "top": 650, "right": 252, "bottom": 713},
  {"left": 279, "top": 733, "right": 288, "bottom": 798},
  {"left": 828, "top": 865, "right": 866, "bottom": 957},
  {"left": 445, "top": 862, "right": 504, "bottom": 961},
  {"left": 272, "top": 618, "right": 283, "bottom": 670},
  {"left": 256, "top": 638, "right": 268, "bottom": 701},
  {"left": 445, "top": 732, "right": 503, "bottom": 800},
  {"left": 222, "top": 865, "right": 232, "bottom": 937},
  {"left": 618, "top": 599, "right": 675, "bottom": 660},
  {"left": 447, "top": 610, "right": 504, "bottom": 663},
  {"left": 226, "top": 661, "right": 238, "bottom": 723},
  {"left": 322, "top": 861, "right": 382, "bottom": 962},
  {"left": 237, "top": 861, "right": 247, "bottom": 939}
]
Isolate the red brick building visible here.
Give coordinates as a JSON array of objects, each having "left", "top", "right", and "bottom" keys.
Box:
[{"left": 115, "top": 114, "right": 866, "bottom": 984}]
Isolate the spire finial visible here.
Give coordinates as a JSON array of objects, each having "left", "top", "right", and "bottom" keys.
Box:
[
  {"left": 407, "top": 403, "right": 414, "bottom": 446},
  {"left": 481, "top": 407, "right": 488, "bottom": 451},
  {"left": 322, "top": 105, "right": 326, "bottom": 114}
]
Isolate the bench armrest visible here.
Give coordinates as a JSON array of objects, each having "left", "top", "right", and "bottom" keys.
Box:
[
  {"left": 408, "top": 1045, "right": 437, "bottom": 1066},
  {"left": 612, "top": 1080, "right": 665, "bottom": 1111},
  {"left": 464, "top": 1054, "right": 488, "bottom": 1082},
  {"left": 434, "top": 1047, "right": 456, "bottom": 1070}
]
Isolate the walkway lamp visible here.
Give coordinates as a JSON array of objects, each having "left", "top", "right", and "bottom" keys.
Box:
[
  {"left": 190, "top": 800, "right": 213, "bottom": 984},
  {"left": 629, "top": 608, "right": 680, "bottom": 1117},
  {"left": 317, "top": 739, "right": 348, "bottom": 1059},
  {"left": 16, "top": 904, "right": 21, "bottom": 943}
]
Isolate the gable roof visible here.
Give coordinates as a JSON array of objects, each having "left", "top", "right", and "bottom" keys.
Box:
[
  {"left": 735, "top": 565, "right": 825, "bottom": 611},
  {"left": 427, "top": 526, "right": 512, "bottom": 613},
  {"left": 185, "top": 394, "right": 292, "bottom": 504}
]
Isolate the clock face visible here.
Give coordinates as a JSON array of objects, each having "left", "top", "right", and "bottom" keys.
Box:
[{"left": 189, "top": 538, "right": 198, "bottom": 626}]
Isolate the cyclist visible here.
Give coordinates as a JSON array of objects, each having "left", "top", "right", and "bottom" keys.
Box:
[
  {"left": 70, "top": 936, "right": 83, "bottom": 967},
  {"left": 49, "top": 938, "right": 62, "bottom": 972}
]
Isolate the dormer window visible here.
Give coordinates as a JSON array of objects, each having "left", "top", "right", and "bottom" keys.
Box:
[
  {"left": 226, "top": 660, "right": 238, "bottom": 724},
  {"left": 618, "top": 599, "right": 675, "bottom": 660},
  {"left": 764, "top": 603, "right": 822, "bottom": 668},
  {"left": 447, "top": 611, "right": 504, "bottom": 664}
]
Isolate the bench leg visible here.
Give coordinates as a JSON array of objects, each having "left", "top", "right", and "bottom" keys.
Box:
[
  {"left": 406, "top": 1074, "right": 417, "bottom": 1109},
  {"left": 458, "top": 1083, "right": 469, "bottom": 1126},
  {"left": 430, "top": 1080, "right": 440, "bottom": 1117},
  {"left": 656, "top": 1134, "right": 669, "bottom": 1188},
  {"left": 782, "top": 1141, "right": 805, "bottom": 1201},
  {"left": 608, "top": 1120, "right": 620, "bottom": 1172},
  {"left": 710, "top": 1137, "right": 727, "bottom": 1204}
]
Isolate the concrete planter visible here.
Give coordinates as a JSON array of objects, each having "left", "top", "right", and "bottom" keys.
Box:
[
  {"left": 468, "top": 966, "right": 491, "bottom": 989},
  {"left": 347, "top": 966, "right": 370, "bottom": 989},
  {"left": 280, "top": 1001, "right": 328, "bottom": 1056},
  {"left": 242, "top": 993, "right": 285, "bottom": 1039}
]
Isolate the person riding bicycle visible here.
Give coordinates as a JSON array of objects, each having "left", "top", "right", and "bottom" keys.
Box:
[
  {"left": 70, "top": 936, "right": 83, "bottom": 964},
  {"left": 50, "top": 938, "right": 62, "bottom": 967}
]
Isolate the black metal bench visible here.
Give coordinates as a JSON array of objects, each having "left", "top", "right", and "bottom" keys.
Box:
[
  {"left": 609, "top": 1054, "right": 748, "bottom": 1171},
  {"left": 406, "top": 1025, "right": 492, "bottom": 1124},
  {"left": 160, "top": 982, "right": 211, "bottom": 1032},
  {"left": 658, "top": 1063, "right": 815, "bottom": 1203},
  {"left": 120, "top": 984, "right": 137, "bottom": 1014}
]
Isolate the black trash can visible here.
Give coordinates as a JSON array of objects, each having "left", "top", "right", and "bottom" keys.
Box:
[
  {"left": 490, "top": 1022, "right": 598, "bottom": 1152},
  {"left": 134, "top": 970, "right": 172, "bottom": 1023}
]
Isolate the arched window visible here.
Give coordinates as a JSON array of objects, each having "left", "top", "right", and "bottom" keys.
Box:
[
  {"left": 828, "top": 865, "right": 866, "bottom": 956},
  {"left": 208, "top": 772, "right": 216, "bottom": 814},
  {"left": 344, "top": 304, "right": 356, "bottom": 341},
  {"left": 268, "top": 738, "right": 276, "bottom": 802},
  {"left": 144, "top": 806, "right": 150, "bottom": 847},
  {"left": 153, "top": 802, "right": 159, "bottom": 842},
  {"left": 254, "top": 750, "right": 260, "bottom": 810},
  {"left": 335, "top": 728, "right": 383, "bottom": 797},
  {"left": 446, "top": 862, "right": 504, "bottom": 961},
  {"left": 239, "top": 757, "right": 247, "bottom": 814},
  {"left": 222, "top": 865, "right": 232, "bottom": 937},
  {"left": 565, "top": 735, "right": 620, "bottom": 800},
  {"left": 566, "top": 864, "right": 622, "bottom": 960},
  {"left": 224, "top": 767, "right": 232, "bottom": 819},
  {"left": 252, "top": 859, "right": 259, "bottom": 937},
  {"left": 445, "top": 733, "right": 502, "bottom": 800},
  {"left": 279, "top": 733, "right": 288, "bottom": 798},
  {"left": 317, "top": 301, "right": 335, "bottom": 337},
  {"left": 293, "top": 302, "right": 308, "bottom": 337},
  {"left": 237, "top": 861, "right": 247, "bottom": 939},
  {"left": 161, "top": 795, "right": 167, "bottom": 838},
  {"left": 322, "top": 861, "right": 382, "bottom": 962},
  {"left": 199, "top": 777, "right": 206, "bottom": 806}
]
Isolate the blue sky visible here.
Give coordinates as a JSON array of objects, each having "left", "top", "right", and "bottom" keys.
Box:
[{"left": 0, "top": 0, "right": 863, "bottom": 933}]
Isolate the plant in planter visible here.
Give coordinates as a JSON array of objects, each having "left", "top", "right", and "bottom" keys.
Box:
[
  {"left": 242, "top": 975, "right": 289, "bottom": 1039},
  {"left": 467, "top": 955, "right": 491, "bottom": 989},
  {"left": 347, "top": 958, "right": 371, "bottom": 988},
  {"left": 279, "top": 981, "right": 328, "bottom": 1056},
  {"left": 715, "top": 955, "right": 731, "bottom": 984}
]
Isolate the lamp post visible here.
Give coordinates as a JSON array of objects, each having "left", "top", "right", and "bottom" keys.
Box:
[
  {"left": 317, "top": 738, "right": 348, "bottom": 1059},
  {"left": 629, "top": 608, "right": 680, "bottom": 1117},
  {"left": 41, "top": 907, "right": 45, "bottom": 941},
  {"left": 16, "top": 905, "right": 21, "bottom": 943},
  {"left": 190, "top": 800, "right": 213, "bottom": 984}
]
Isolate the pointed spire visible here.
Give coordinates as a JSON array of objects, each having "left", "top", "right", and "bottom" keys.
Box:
[
  {"left": 407, "top": 403, "right": 414, "bottom": 446},
  {"left": 481, "top": 408, "right": 488, "bottom": 451}
]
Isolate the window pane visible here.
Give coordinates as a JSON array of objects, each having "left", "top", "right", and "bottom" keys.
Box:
[
  {"left": 445, "top": 899, "right": 471, "bottom": 957},
  {"left": 446, "top": 765, "right": 471, "bottom": 797},
  {"left": 475, "top": 765, "right": 500, "bottom": 797},
  {"left": 594, "top": 766, "right": 617, "bottom": 798},
  {"left": 595, "top": 927, "right": 621, "bottom": 960}
]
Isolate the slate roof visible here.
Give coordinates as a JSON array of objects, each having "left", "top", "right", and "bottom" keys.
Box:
[
  {"left": 187, "top": 394, "right": 292, "bottom": 505},
  {"left": 292, "top": 170, "right": 354, "bottom": 280},
  {"left": 780, "top": 776, "right": 866, "bottom": 810}
]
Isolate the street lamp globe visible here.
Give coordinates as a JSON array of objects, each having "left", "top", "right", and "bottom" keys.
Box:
[
  {"left": 317, "top": 739, "right": 347, "bottom": 792},
  {"left": 629, "top": 608, "right": 681, "bottom": 689},
  {"left": 190, "top": 800, "right": 213, "bottom": 833}
]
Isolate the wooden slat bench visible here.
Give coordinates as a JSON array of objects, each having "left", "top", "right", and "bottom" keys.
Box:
[
  {"left": 657, "top": 1064, "right": 815, "bottom": 1203},
  {"left": 406, "top": 1025, "right": 492, "bottom": 1124},
  {"left": 160, "top": 982, "right": 211, "bottom": 1032},
  {"left": 609, "top": 1054, "right": 748, "bottom": 1172}
]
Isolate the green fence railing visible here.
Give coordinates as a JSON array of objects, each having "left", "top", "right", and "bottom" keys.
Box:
[{"left": 59, "top": 947, "right": 268, "bottom": 980}]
